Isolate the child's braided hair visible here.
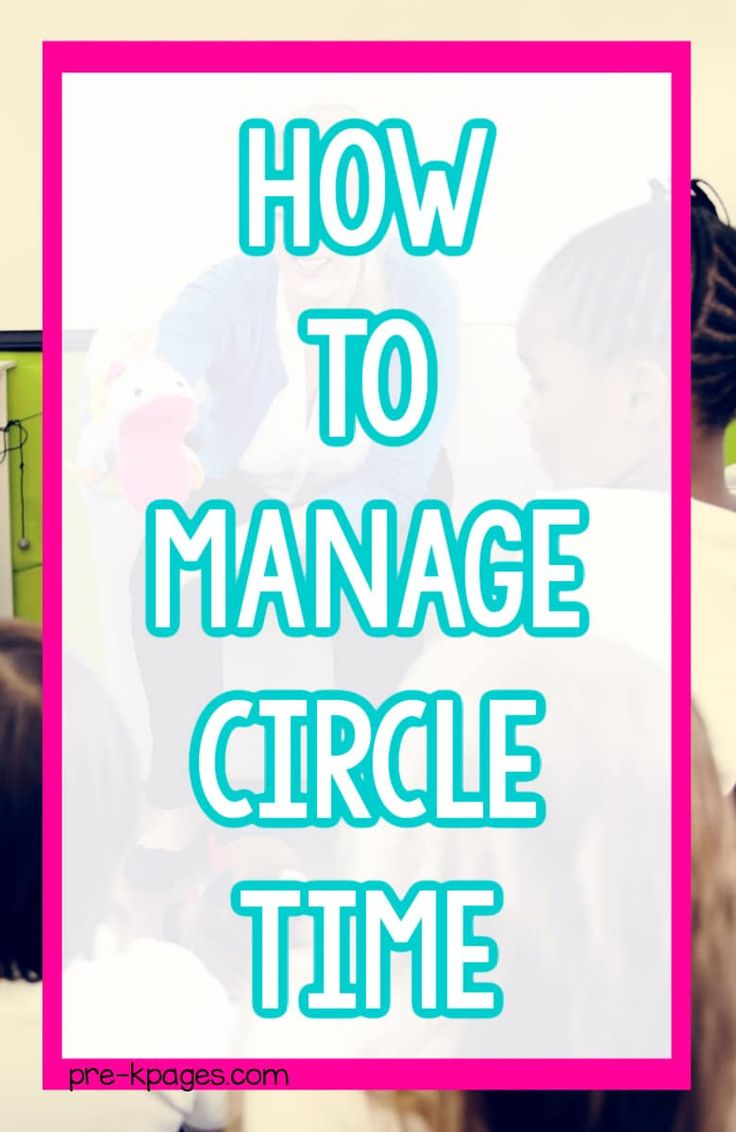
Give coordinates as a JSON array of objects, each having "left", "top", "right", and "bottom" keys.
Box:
[{"left": 692, "top": 179, "right": 736, "bottom": 430}]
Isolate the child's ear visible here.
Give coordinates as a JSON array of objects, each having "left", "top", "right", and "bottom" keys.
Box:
[{"left": 625, "top": 359, "right": 667, "bottom": 427}]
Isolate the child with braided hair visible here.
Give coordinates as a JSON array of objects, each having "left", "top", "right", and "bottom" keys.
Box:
[
  {"left": 691, "top": 180, "right": 736, "bottom": 790},
  {"left": 516, "top": 179, "right": 736, "bottom": 789},
  {"left": 691, "top": 180, "right": 736, "bottom": 508},
  {"left": 518, "top": 182, "right": 671, "bottom": 493}
]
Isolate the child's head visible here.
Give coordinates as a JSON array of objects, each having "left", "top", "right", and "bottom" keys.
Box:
[
  {"left": 0, "top": 615, "right": 141, "bottom": 978},
  {"left": 63, "top": 653, "right": 139, "bottom": 963},
  {"left": 691, "top": 180, "right": 736, "bottom": 435},
  {"left": 450, "top": 709, "right": 736, "bottom": 1132},
  {"left": 517, "top": 187, "right": 670, "bottom": 489},
  {"left": 0, "top": 620, "right": 42, "bottom": 980}
]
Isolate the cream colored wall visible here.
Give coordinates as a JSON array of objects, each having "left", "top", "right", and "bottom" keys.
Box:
[{"left": 0, "top": 0, "right": 734, "bottom": 330}]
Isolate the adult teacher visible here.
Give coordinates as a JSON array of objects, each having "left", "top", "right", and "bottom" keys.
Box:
[{"left": 128, "top": 180, "right": 460, "bottom": 882}]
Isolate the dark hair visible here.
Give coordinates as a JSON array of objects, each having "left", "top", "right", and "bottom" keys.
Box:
[
  {"left": 465, "top": 1091, "right": 684, "bottom": 1132},
  {"left": 0, "top": 614, "right": 141, "bottom": 977},
  {"left": 525, "top": 183, "right": 670, "bottom": 371},
  {"left": 691, "top": 180, "right": 736, "bottom": 431},
  {"left": 62, "top": 653, "right": 139, "bottom": 963},
  {"left": 458, "top": 709, "right": 736, "bottom": 1132},
  {"left": 0, "top": 619, "right": 42, "bottom": 980}
]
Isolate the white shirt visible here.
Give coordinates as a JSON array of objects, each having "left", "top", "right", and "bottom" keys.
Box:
[
  {"left": 239, "top": 277, "right": 370, "bottom": 499},
  {"left": 63, "top": 935, "right": 234, "bottom": 1062},
  {"left": 243, "top": 1090, "right": 419, "bottom": 1132},
  {"left": 0, "top": 979, "right": 222, "bottom": 1131}
]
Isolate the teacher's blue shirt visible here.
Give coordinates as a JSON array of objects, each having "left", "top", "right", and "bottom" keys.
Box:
[{"left": 156, "top": 245, "right": 459, "bottom": 516}]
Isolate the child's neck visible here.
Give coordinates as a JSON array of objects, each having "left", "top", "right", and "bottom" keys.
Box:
[{"left": 692, "top": 425, "right": 736, "bottom": 511}]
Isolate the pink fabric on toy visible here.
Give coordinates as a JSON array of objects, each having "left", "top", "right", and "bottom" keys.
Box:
[{"left": 115, "top": 394, "right": 197, "bottom": 511}]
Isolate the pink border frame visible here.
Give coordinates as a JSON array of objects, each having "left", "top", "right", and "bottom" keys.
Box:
[{"left": 42, "top": 40, "right": 691, "bottom": 1091}]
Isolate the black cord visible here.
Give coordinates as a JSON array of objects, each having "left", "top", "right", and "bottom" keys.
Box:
[
  {"left": 1, "top": 419, "right": 31, "bottom": 549},
  {"left": 18, "top": 429, "right": 27, "bottom": 549},
  {"left": 0, "top": 421, "right": 26, "bottom": 459}
]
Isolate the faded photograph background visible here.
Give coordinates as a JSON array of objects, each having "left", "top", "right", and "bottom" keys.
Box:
[{"left": 60, "top": 72, "right": 672, "bottom": 1060}]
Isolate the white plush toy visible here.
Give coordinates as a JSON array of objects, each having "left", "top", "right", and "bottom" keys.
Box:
[{"left": 78, "top": 331, "right": 201, "bottom": 510}]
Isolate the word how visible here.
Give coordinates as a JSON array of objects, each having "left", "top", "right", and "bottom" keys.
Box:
[{"left": 239, "top": 117, "right": 496, "bottom": 256}]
